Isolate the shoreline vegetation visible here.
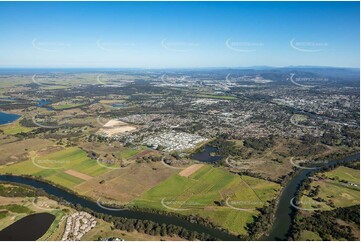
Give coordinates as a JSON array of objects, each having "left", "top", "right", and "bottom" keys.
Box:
[
  {"left": 287, "top": 156, "right": 360, "bottom": 240},
  {"left": 0, "top": 175, "right": 242, "bottom": 241},
  {"left": 2, "top": 152, "right": 358, "bottom": 241}
]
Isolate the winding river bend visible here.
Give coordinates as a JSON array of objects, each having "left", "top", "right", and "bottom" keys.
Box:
[
  {"left": 0, "top": 153, "right": 358, "bottom": 241},
  {"left": 0, "top": 175, "right": 238, "bottom": 241},
  {"left": 264, "top": 153, "right": 360, "bottom": 241}
]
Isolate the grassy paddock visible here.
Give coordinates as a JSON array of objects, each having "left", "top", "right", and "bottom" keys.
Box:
[
  {"left": 133, "top": 165, "right": 280, "bottom": 235},
  {"left": 0, "top": 147, "right": 109, "bottom": 188},
  {"left": 0, "top": 119, "right": 34, "bottom": 135},
  {"left": 300, "top": 166, "right": 360, "bottom": 210}
]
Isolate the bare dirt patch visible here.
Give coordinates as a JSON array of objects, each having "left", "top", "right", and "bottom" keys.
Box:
[
  {"left": 75, "top": 162, "right": 177, "bottom": 202},
  {"left": 37, "top": 146, "right": 65, "bottom": 156},
  {"left": 97, "top": 119, "right": 137, "bottom": 137},
  {"left": 64, "top": 169, "right": 93, "bottom": 181},
  {"left": 103, "top": 119, "right": 128, "bottom": 127},
  {"left": 179, "top": 164, "right": 204, "bottom": 177},
  {"left": 0, "top": 138, "right": 55, "bottom": 165},
  {"left": 99, "top": 126, "right": 137, "bottom": 136}
]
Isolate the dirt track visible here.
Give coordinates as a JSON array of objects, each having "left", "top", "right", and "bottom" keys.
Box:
[
  {"left": 179, "top": 164, "right": 204, "bottom": 177},
  {"left": 64, "top": 169, "right": 93, "bottom": 181}
]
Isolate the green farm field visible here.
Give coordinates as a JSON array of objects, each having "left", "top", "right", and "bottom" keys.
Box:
[
  {"left": 0, "top": 147, "right": 109, "bottom": 188},
  {"left": 299, "top": 166, "right": 360, "bottom": 210},
  {"left": 51, "top": 103, "right": 87, "bottom": 110},
  {"left": 116, "top": 147, "right": 145, "bottom": 160},
  {"left": 133, "top": 165, "right": 280, "bottom": 235},
  {"left": 325, "top": 166, "right": 359, "bottom": 185}
]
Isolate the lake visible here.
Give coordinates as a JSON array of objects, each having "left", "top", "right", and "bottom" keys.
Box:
[
  {"left": 191, "top": 145, "right": 223, "bottom": 163},
  {"left": 0, "top": 213, "right": 55, "bottom": 240},
  {"left": 0, "top": 111, "right": 20, "bottom": 125}
]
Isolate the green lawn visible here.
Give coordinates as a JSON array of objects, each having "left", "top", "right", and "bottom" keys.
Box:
[
  {"left": 133, "top": 165, "right": 280, "bottom": 235},
  {"left": 116, "top": 147, "right": 143, "bottom": 160}
]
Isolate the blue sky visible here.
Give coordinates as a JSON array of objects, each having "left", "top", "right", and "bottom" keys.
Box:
[{"left": 0, "top": 1, "right": 359, "bottom": 68}]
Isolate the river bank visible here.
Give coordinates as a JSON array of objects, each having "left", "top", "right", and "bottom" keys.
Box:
[
  {"left": 0, "top": 175, "right": 240, "bottom": 241},
  {"left": 264, "top": 152, "right": 360, "bottom": 240}
]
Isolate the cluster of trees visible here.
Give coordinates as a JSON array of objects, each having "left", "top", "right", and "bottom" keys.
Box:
[
  {"left": 344, "top": 161, "right": 360, "bottom": 170},
  {"left": 246, "top": 199, "right": 278, "bottom": 239},
  {"left": 288, "top": 142, "right": 326, "bottom": 157},
  {"left": 320, "top": 132, "right": 340, "bottom": 146},
  {"left": 136, "top": 155, "right": 162, "bottom": 163},
  {"left": 19, "top": 118, "right": 39, "bottom": 128},
  {"left": 308, "top": 185, "right": 321, "bottom": 197},
  {"left": 0, "top": 183, "right": 43, "bottom": 197},
  {"left": 318, "top": 159, "right": 359, "bottom": 174},
  {"left": 289, "top": 157, "right": 360, "bottom": 240},
  {"left": 243, "top": 136, "right": 275, "bottom": 151},
  {"left": 277, "top": 169, "right": 297, "bottom": 186},
  {"left": 340, "top": 126, "right": 360, "bottom": 147},
  {"left": 209, "top": 138, "right": 242, "bottom": 156},
  {"left": 300, "top": 134, "right": 319, "bottom": 145},
  {"left": 291, "top": 205, "right": 359, "bottom": 241},
  {"left": 320, "top": 126, "right": 360, "bottom": 148},
  {"left": 77, "top": 206, "right": 217, "bottom": 241},
  {"left": 87, "top": 134, "right": 110, "bottom": 143}
]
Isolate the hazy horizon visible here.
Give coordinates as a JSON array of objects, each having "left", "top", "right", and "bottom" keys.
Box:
[{"left": 0, "top": 1, "right": 359, "bottom": 68}]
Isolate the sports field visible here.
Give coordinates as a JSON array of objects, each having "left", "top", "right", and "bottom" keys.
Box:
[
  {"left": 133, "top": 165, "right": 280, "bottom": 235},
  {"left": 0, "top": 147, "right": 109, "bottom": 188}
]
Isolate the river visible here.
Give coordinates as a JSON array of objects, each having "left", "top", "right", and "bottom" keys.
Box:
[
  {"left": 264, "top": 153, "right": 360, "bottom": 240},
  {"left": 0, "top": 175, "right": 238, "bottom": 241},
  {"left": 0, "top": 153, "right": 358, "bottom": 241}
]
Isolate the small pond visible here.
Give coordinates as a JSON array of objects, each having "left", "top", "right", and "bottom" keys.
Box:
[
  {"left": 0, "top": 212, "right": 55, "bottom": 241},
  {"left": 191, "top": 145, "right": 223, "bottom": 163}
]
